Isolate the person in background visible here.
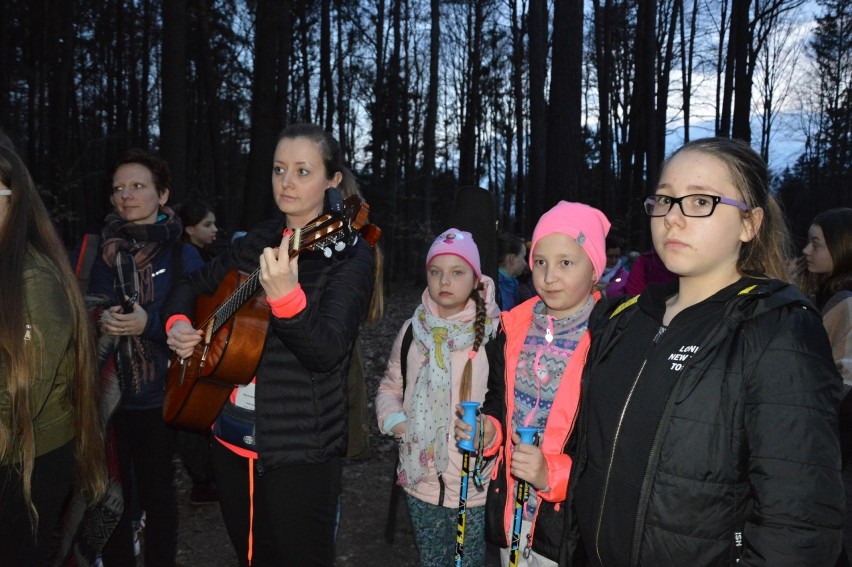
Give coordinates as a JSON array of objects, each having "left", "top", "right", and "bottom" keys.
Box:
[
  {"left": 498, "top": 232, "right": 528, "bottom": 310},
  {"left": 88, "top": 149, "right": 204, "bottom": 566},
  {"left": 173, "top": 199, "right": 222, "bottom": 505},
  {"left": 800, "top": 208, "right": 852, "bottom": 386},
  {"left": 164, "top": 123, "right": 374, "bottom": 567},
  {"left": 623, "top": 247, "right": 677, "bottom": 295},
  {"left": 596, "top": 236, "right": 630, "bottom": 298},
  {"left": 799, "top": 207, "right": 852, "bottom": 565},
  {"left": 377, "top": 229, "right": 499, "bottom": 566},
  {"left": 516, "top": 241, "right": 537, "bottom": 304},
  {"left": 175, "top": 200, "right": 219, "bottom": 261},
  {"left": 0, "top": 144, "right": 107, "bottom": 565},
  {"left": 567, "top": 137, "right": 843, "bottom": 565},
  {"left": 457, "top": 201, "right": 611, "bottom": 566}
]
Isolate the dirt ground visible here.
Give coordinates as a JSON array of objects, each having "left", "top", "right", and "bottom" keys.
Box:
[{"left": 169, "top": 281, "right": 424, "bottom": 566}]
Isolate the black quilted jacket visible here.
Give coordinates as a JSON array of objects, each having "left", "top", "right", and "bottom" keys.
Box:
[
  {"left": 563, "top": 279, "right": 844, "bottom": 567},
  {"left": 163, "top": 216, "right": 374, "bottom": 470}
]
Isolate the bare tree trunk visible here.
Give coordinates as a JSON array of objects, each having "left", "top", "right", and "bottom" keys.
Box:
[
  {"left": 161, "top": 0, "right": 188, "bottom": 197},
  {"left": 422, "top": 0, "right": 440, "bottom": 232},
  {"left": 195, "top": 0, "right": 228, "bottom": 204},
  {"left": 511, "top": 0, "right": 526, "bottom": 234},
  {"left": 546, "top": 0, "right": 583, "bottom": 206},
  {"left": 299, "top": 6, "right": 312, "bottom": 122},
  {"left": 335, "top": 0, "right": 347, "bottom": 157},
  {"left": 319, "top": 0, "right": 334, "bottom": 131},
  {"left": 630, "top": 0, "right": 656, "bottom": 203},
  {"left": 528, "top": 0, "right": 548, "bottom": 222},
  {"left": 682, "top": 0, "right": 699, "bottom": 143},
  {"left": 731, "top": 0, "right": 752, "bottom": 141},
  {"left": 593, "top": 0, "right": 615, "bottom": 215},
  {"left": 716, "top": 0, "right": 730, "bottom": 135},
  {"left": 275, "top": 4, "right": 293, "bottom": 128},
  {"left": 655, "top": 0, "right": 681, "bottom": 170},
  {"left": 47, "top": 0, "right": 75, "bottom": 222},
  {"left": 138, "top": 0, "right": 152, "bottom": 142},
  {"left": 458, "top": 0, "right": 484, "bottom": 187},
  {"left": 370, "top": 0, "right": 386, "bottom": 187},
  {"left": 241, "top": 0, "right": 285, "bottom": 228},
  {"left": 386, "top": 0, "right": 404, "bottom": 274}
]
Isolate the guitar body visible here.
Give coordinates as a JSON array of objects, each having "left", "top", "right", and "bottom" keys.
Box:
[{"left": 163, "top": 269, "right": 269, "bottom": 431}]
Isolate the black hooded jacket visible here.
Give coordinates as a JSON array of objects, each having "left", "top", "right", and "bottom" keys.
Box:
[
  {"left": 565, "top": 278, "right": 844, "bottom": 566},
  {"left": 163, "top": 215, "right": 374, "bottom": 471}
]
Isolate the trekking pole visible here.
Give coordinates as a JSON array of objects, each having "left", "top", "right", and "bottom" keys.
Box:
[
  {"left": 509, "top": 426, "right": 539, "bottom": 567},
  {"left": 454, "top": 401, "right": 480, "bottom": 567}
]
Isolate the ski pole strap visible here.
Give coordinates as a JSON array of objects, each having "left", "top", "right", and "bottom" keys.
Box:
[{"left": 473, "top": 412, "right": 486, "bottom": 488}]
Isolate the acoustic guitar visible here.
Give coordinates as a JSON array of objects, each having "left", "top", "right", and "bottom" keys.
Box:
[{"left": 163, "top": 195, "right": 378, "bottom": 431}]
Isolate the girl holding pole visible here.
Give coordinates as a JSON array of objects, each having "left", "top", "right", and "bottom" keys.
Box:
[
  {"left": 456, "top": 201, "right": 611, "bottom": 566},
  {"left": 377, "top": 229, "right": 499, "bottom": 566}
]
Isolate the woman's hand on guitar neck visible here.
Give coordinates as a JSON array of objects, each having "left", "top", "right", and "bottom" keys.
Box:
[
  {"left": 259, "top": 229, "right": 300, "bottom": 301},
  {"left": 167, "top": 320, "right": 203, "bottom": 359}
]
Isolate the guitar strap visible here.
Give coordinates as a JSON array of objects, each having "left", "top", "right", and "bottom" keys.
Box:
[{"left": 74, "top": 233, "right": 101, "bottom": 293}]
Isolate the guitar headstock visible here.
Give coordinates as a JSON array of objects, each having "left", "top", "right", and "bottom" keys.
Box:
[{"left": 289, "top": 195, "right": 374, "bottom": 258}]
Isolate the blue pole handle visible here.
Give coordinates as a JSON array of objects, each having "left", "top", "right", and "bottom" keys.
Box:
[
  {"left": 458, "top": 401, "right": 480, "bottom": 452},
  {"left": 516, "top": 426, "right": 538, "bottom": 445}
]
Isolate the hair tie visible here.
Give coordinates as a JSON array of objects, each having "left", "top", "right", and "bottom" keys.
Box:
[{"left": 468, "top": 350, "right": 476, "bottom": 360}]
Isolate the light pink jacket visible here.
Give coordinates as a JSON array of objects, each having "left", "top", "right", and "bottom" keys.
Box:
[{"left": 376, "top": 276, "right": 499, "bottom": 507}]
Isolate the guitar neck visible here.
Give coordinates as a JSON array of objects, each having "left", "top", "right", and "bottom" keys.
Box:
[
  {"left": 208, "top": 237, "right": 300, "bottom": 336},
  {"left": 203, "top": 196, "right": 368, "bottom": 337}
]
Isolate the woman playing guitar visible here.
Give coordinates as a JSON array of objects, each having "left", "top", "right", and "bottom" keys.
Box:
[{"left": 164, "top": 124, "right": 375, "bottom": 567}]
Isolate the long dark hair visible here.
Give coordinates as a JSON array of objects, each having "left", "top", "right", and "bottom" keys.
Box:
[
  {"left": 812, "top": 208, "right": 852, "bottom": 299},
  {"left": 174, "top": 200, "right": 213, "bottom": 241},
  {"left": 0, "top": 146, "right": 107, "bottom": 526}
]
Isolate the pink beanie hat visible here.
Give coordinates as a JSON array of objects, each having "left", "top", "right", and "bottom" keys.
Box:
[
  {"left": 529, "top": 201, "right": 612, "bottom": 280},
  {"left": 426, "top": 228, "right": 481, "bottom": 281}
]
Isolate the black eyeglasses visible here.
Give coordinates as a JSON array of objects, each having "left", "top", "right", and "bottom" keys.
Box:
[{"left": 643, "top": 194, "right": 749, "bottom": 217}]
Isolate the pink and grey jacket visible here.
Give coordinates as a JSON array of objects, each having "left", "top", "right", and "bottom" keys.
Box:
[{"left": 481, "top": 293, "right": 598, "bottom": 561}]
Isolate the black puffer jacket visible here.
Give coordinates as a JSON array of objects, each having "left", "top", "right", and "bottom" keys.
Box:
[
  {"left": 564, "top": 279, "right": 844, "bottom": 566},
  {"left": 163, "top": 216, "right": 374, "bottom": 470}
]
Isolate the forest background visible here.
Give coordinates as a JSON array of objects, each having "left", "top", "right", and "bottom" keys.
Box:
[{"left": 1, "top": 0, "right": 849, "bottom": 280}]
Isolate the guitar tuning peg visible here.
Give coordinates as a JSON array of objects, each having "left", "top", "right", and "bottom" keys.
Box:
[
  {"left": 323, "top": 247, "right": 333, "bottom": 258},
  {"left": 335, "top": 241, "right": 346, "bottom": 252}
]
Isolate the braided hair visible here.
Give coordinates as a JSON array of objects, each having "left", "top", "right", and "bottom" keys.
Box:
[{"left": 458, "top": 282, "right": 487, "bottom": 402}]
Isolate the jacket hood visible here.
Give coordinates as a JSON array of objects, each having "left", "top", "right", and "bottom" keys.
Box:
[{"left": 727, "top": 278, "right": 816, "bottom": 322}]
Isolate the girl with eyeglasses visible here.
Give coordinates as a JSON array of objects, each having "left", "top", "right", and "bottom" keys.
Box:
[{"left": 564, "top": 138, "right": 844, "bottom": 565}]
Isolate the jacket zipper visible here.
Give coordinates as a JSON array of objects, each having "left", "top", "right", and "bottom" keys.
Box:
[
  {"left": 593, "top": 326, "right": 663, "bottom": 564},
  {"left": 627, "top": 301, "right": 740, "bottom": 566}
]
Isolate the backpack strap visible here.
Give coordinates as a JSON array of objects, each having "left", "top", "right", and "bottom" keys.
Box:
[
  {"left": 74, "top": 233, "right": 101, "bottom": 294},
  {"left": 385, "top": 322, "right": 416, "bottom": 543},
  {"left": 400, "top": 322, "right": 414, "bottom": 392}
]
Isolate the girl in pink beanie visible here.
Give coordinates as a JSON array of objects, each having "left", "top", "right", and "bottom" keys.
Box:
[
  {"left": 376, "top": 228, "right": 500, "bottom": 566},
  {"left": 455, "top": 201, "right": 610, "bottom": 566}
]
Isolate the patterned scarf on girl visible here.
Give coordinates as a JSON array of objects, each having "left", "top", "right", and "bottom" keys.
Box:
[{"left": 397, "top": 296, "right": 498, "bottom": 487}]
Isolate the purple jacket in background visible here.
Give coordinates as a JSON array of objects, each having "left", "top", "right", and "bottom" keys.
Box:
[{"left": 624, "top": 249, "right": 677, "bottom": 296}]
